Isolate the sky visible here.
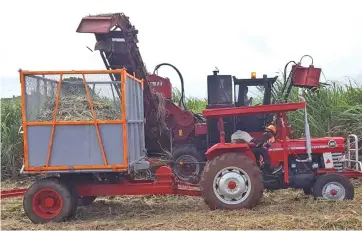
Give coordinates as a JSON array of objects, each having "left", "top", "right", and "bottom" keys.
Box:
[{"left": 0, "top": 0, "right": 362, "bottom": 99}]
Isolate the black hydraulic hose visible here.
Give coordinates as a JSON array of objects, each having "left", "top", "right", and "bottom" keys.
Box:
[
  {"left": 283, "top": 61, "right": 297, "bottom": 83},
  {"left": 272, "top": 60, "right": 296, "bottom": 104},
  {"left": 152, "top": 63, "right": 187, "bottom": 110},
  {"left": 280, "top": 60, "right": 298, "bottom": 102}
]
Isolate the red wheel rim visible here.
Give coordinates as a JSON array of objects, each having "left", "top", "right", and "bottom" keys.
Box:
[
  {"left": 32, "top": 188, "right": 63, "bottom": 219},
  {"left": 330, "top": 189, "right": 337, "bottom": 196},
  {"left": 228, "top": 181, "right": 237, "bottom": 189}
]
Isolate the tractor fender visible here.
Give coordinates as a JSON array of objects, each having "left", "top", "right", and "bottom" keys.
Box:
[{"left": 205, "top": 143, "right": 256, "bottom": 161}]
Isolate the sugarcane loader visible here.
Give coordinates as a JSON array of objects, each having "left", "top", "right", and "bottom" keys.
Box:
[{"left": 76, "top": 13, "right": 207, "bottom": 182}]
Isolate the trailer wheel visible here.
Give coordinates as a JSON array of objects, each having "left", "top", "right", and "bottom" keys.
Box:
[
  {"left": 200, "top": 153, "right": 263, "bottom": 210},
  {"left": 23, "top": 178, "right": 77, "bottom": 224},
  {"left": 78, "top": 196, "right": 97, "bottom": 206},
  {"left": 172, "top": 145, "right": 205, "bottom": 183},
  {"left": 312, "top": 173, "right": 354, "bottom": 200}
]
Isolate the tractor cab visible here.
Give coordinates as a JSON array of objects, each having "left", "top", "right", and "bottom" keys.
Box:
[
  {"left": 233, "top": 74, "right": 277, "bottom": 107},
  {"left": 206, "top": 70, "right": 278, "bottom": 147},
  {"left": 206, "top": 56, "right": 323, "bottom": 147},
  {"left": 206, "top": 70, "right": 277, "bottom": 107},
  {"left": 233, "top": 74, "right": 278, "bottom": 138}
]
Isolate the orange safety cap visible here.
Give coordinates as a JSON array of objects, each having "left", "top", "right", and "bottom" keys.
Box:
[{"left": 266, "top": 125, "right": 276, "bottom": 134}]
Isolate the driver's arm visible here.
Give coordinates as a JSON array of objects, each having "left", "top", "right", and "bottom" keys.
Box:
[{"left": 253, "top": 132, "right": 273, "bottom": 148}]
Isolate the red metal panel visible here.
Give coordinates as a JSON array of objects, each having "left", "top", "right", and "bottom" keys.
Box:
[
  {"left": 0, "top": 188, "right": 27, "bottom": 199},
  {"left": 317, "top": 169, "right": 362, "bottom": 178},
  {"left": 77, "top": 16, "right": 114, "bottom": 33},
  {"left": 204, "top": 143, "right": 255, "bottom": 161},
  {"left": 266, "top": 137, "right": 345, "bottom": 169},
  {"left": 75, "top": 166, "right": 201, "bottom": 197},
  {"left": 292, "top": 65, "right": 321, "bottom": 88},
  {"left": 76, "top": 13, "right": 131, "bottom": 33},
  {"left": 147, "top": 74, "right": 173, "bottom": 99},
  {"left": 195, "top": 123, "right": 207, "bottom": 135},
  {"left": 202, "top": 102, "right": 306, "bottom": 118}
]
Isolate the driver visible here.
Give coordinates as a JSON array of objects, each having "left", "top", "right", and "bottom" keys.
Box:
[
  {"left": 243, "top": 86, "right": 253, "bottom": 106},
  {"left": 250, "top": 124, "right": 282, "bottom": 174}
]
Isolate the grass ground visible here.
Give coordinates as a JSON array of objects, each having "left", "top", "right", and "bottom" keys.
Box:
[{"left": 1, "top": 180, "right": 362, "bottom": 230}]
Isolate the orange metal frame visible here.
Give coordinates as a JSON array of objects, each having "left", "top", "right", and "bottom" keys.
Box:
[{"left": 19, "top": 69, "right": 144, "bottom": 173}]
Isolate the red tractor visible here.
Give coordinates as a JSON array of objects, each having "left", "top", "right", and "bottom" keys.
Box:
[
  {"left": 166, "top": 54, "right": 323, "bottom": 183},
  {"left": 199, "top": 100, "right": 361, "bottom": 209},
  {"left": 192, "top": 60, "right": 361, "bottom": 203}
]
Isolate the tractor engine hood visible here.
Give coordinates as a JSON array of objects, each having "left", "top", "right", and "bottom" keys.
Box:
[
  {"left": 269, "top": 137, "right": 345, "bottom": 153},
  {"left": 308, "top": 137, "right": 345, "bottom": 152}
]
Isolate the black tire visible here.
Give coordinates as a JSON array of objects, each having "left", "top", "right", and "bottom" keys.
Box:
[
  {"left": 199, "top": 153, "right": 264, "bottom": 210},
  {"left": 312, "top": 173, "right": 354, "bottom": 200},
  {"left": 23, "top": 177, "right": 77, "bottom": 224},
  {"left": 56, "top": 176, "right": 79, "bottom": 220},
  {"left": 303, "top": 187, "right": 312, "bottom": 195},
  {"left": 64, "top": 181, "right": 78, "bottom": 220},
  {"left": 172, "top": 144, "right": 206, "bottom": 183},
  {"left": 78, "top": 196, "right": 97, "bottom": 206}
]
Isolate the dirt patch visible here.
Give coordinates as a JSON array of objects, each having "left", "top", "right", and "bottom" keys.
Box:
[{"left": 1, "top": 180, "right": 362, "bottom": 230}]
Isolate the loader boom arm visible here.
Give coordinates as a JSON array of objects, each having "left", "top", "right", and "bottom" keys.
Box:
[{"left": 76, "top": 13, "right": 168, "bottom": 152}]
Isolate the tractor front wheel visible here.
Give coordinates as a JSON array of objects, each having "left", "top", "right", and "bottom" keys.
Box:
[
  {"left": 200, "top": 153, "right": 264, "bottom": 210},
  {"left": 312, "top": 173, "right": 354, "bottom": 200},
  {"left": 23, "top": 177, "right": 77, "bottom": 224}
]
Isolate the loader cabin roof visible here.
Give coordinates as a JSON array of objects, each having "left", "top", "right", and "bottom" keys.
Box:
[{"left": 202, "top": 101, "right": 306, "bottom": 118}]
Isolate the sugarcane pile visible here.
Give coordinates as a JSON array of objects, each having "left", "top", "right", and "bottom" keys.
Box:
[
  {"left": 36, "top": 78, "right": 121, "bottom": 121},
  {"left": 143, "top": 90, "right": 172, "bottom": 153}
]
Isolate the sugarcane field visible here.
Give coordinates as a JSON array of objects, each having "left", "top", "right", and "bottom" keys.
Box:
[{"left": 1, "top": 0, "right": 362, "bottom": 230}]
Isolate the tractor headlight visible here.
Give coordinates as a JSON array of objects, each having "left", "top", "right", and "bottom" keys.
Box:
[{"left": 328, "top": 140, "right": 337, "bottom": 148}]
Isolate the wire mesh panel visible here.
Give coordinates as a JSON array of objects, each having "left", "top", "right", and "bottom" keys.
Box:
[
  {"left": 21, "top": 70, "right": 145, "bottom": 173},
  {"left": 24, "top": 74, "right": 59, "bottom": 122},
  {"left": 24, "top": 73, "right": 122, "bottom": 122}
]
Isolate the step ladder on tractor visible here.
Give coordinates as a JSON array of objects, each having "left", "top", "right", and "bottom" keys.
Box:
[{"left": 345, "top": 134, "right": 361, "bottom": 173}]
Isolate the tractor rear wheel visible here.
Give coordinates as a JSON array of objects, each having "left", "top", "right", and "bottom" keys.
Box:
[
  {"left": 23, "top": 177, "right": 77, "bottom": 224},
  {"left": 312, "top": 173, "right": 354, "bottom": 200},
  {"left": 200, "top": 153, "right": 264, "bottom": 210}
]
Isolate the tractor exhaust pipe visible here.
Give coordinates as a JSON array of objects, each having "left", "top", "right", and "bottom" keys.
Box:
[{"left": 299, "top": 96, "right": 312, "bottom": 162}]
